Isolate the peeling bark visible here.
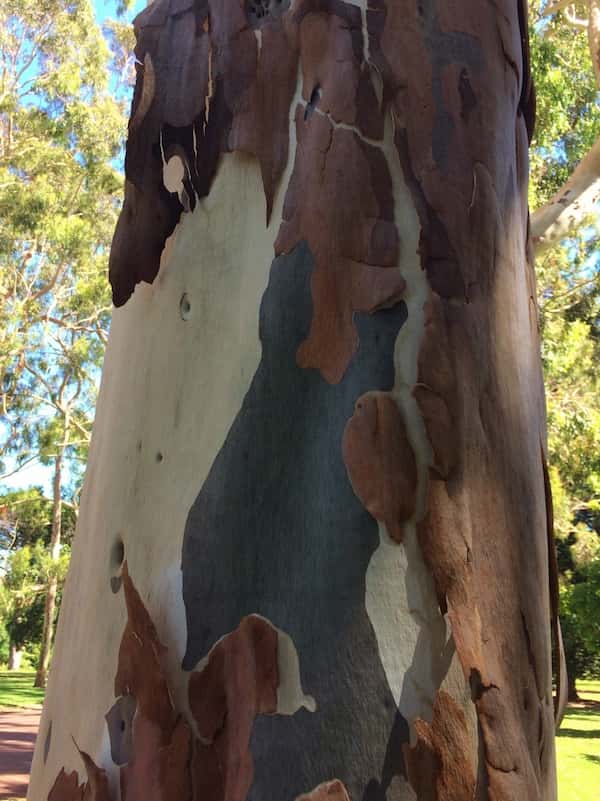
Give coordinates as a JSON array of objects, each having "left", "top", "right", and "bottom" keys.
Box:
[
  {"left": 404, "top": 691, "right": 475, "bottom": 801},
  {"left": 34, "top": 2, "right": 558, "bottom": 801},
  {"left": 342, "top": 391, "right": 417, "bottom": 542}
]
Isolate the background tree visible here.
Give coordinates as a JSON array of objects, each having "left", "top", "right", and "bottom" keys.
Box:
[
  {"left": 0, "top": 0, "right": 131, "bottom": 686},
  {"left": 0, "top": 488, "right": 76, "bottom": 669},
  {"left": 530, "top": 0, "right": 600, "bottom": 695}
]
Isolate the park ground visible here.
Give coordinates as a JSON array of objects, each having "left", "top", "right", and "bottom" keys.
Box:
[{"left": 0, "top": 673, "right": 598, "bottom": 800}]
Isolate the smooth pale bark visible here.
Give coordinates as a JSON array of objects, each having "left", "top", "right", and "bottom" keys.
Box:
[{"left": 29, "top": 3, "right": 559, "bottom": 801}]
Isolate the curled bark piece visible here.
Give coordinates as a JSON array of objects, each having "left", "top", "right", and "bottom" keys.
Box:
[
  {"left": 296, "top": 779, "right": 351, "bottom": 801},
  {"left": 128, "top": 53, "right": 155, "bottom": 135},
  {"left": 342, "top": 392, "right": 417, "bottom": 542},
  {"left": 404, "top": 691, "right": 475, "bottom": 801},
  {"left": 188, "top": 615, "right": 279, "bottom": 801}
]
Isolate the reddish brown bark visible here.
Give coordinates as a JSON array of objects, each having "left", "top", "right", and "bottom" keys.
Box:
[{"left": 342, "top": 391, "right": 417, "bottom": 543}]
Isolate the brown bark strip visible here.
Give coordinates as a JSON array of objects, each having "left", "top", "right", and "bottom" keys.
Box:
[
  {"left": 342, "top": 392, "right": 417, "bottom": 542},
  {"left": 404, "top": 690, "right": 475, "bottom": 801},
  {"left": 116, "top": 562, "right": 192, "bottom": 801},
  {"left": 188, "top": 615, "right": 279, "bottom": 801},
  {"left": 48, "top": 769, "right": 85, "bottom": 801},
  {"left": 367, "top": 2, "right": 554, "bottom": 799},
  {"left": 275, "top": 108, "right": 403, "bottom": 383},
  {"left": 296, "top": 0, "right": 383, "bottom": 139}
]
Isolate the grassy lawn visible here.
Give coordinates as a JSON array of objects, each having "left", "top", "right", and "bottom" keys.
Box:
[
  {"left": 557, "top": 679, "right": 600, "bottom": 801},
  {"left": 0, "top": 671, "right": 44, "bottom": 709}
]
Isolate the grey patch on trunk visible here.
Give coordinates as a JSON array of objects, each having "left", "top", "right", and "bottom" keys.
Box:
[
  {"left": 43, "top": 720, "right": 52, "bottom": 764},
  {"left": 105, "top": 695, "right": 137, "bottom": 766},
  {"left": 181, "top": 242, "right": 409, "bottom": 800}
]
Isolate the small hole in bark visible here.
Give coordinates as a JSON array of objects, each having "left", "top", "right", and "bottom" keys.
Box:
[
  {"left": 156, "top": 452, "right": 164, "bottom": 463},
  {"left": 110, "top": 538, "right": 125, "bottom": 592},
  {"left": 111, "top": 538, "right": 125, "bottom": 570},
  {"left": 180, "top": 293, "right": 192, "bottom": 320},
  {"left": 304, "top": 85, "right": 321, "bottom": 120}
]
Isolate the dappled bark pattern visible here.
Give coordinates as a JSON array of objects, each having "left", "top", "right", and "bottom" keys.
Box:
[
  {"left": 368, "top": 1, "right": 557, "bottom": 799},
  {"left": 275, "top": 109, "right": 403, "bottom": 383},
  {"left": 109, "top": 0, "right": 401, "bottom": 338},
  {"left": 188, "top": 616, "right": 278, "bottom": 801},
  {"left": 78, "top": 2, "right": 556, "bottom": 801},
  {"left": 49, "top": 571, "right": 287, "bottom": 801}
]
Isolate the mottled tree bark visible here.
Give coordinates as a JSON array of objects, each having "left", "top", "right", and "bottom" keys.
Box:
[{"left": 29, "top": 2, "right": 561, "bottom": 801}]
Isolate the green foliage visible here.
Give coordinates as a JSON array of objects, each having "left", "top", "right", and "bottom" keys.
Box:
[
  {"left": 0, "top": 539, "right": 70, "bottom": 656},
  {"left": 0, "top": 486, "right": 76, "bottom": 550},
  {"left": 0, "top": 0, "right": 130, "bottom": 483},
  {"left": 529, "top": 3, "right": 600, "bottom": 683}
]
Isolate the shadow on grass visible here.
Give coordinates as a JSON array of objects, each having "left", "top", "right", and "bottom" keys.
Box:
[
  {"left": 584, "top": 754, "right": 600, "bottom": 765},
  {"left": 558, "top": 728, "right": 600, "bottom": 739}
]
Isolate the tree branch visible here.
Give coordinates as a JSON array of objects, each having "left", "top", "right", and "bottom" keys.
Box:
[
  {"left": 531, "top": 135, "right": 600, "bottom": 254},
  {"left": 542, "top": 0, "right": 578, "bottom": 17},
  {"left": 589, "top": 0, "right": 600, "bottom": 87}
]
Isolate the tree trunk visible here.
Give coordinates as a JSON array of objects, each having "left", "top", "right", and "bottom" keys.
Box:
[
  {"left": 8, "top": 642, "right": 23, "bottom": 671},
  {"left": 29, "top": 3, "right": 560, "bottom": 801},
  {"left": 34, "top": 450, "right": 64, "bottom": 689},
  {"left": 567, "top": 671, "right": 579, "bottom": 703}
]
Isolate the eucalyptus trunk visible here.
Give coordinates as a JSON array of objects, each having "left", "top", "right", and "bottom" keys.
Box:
[{"left": 29, "top": 2, "right": 562, "bottom": 801}]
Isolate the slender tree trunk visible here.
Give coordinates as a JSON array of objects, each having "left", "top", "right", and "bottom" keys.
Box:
[
  {"left": 8, "top": 642, "right": 23, "bottom": 671},
  {"left": 567, "top": 671, "right": 579, "bottom": 703},
  {"left": 34, "top": 447, "right": 64, "bottom": 688},
  {"left": 29, "top": 3, "right": 560, "bottom": 801}
]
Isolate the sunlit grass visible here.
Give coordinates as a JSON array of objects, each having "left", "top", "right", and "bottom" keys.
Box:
[
  {"left": 0, "top": 671, "right": 44, "bottom": 709},
  {"left": 557, "top": 680, "right": 600, "bottom": 801}
]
